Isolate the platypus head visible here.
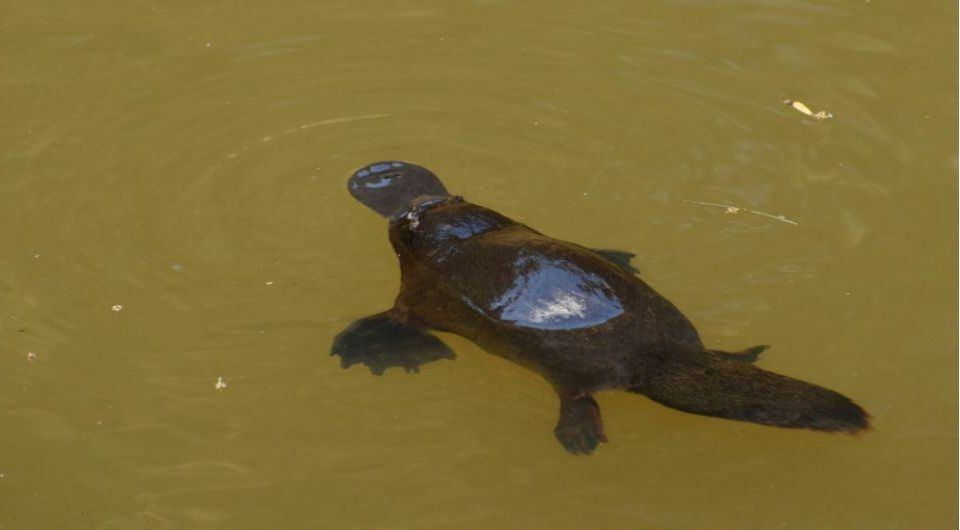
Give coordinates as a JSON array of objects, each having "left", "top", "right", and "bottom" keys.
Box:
[{"left": 348, "top": 161, "right": 451, "bottom": 219}]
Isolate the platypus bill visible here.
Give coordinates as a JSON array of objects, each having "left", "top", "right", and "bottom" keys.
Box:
[{"left": 333, "top": 160, "right": 870, "bottom": 454}]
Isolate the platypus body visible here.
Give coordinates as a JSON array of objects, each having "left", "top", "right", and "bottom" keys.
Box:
[{"left": 333, "top": 161, "right": 869, "bottom": 454}]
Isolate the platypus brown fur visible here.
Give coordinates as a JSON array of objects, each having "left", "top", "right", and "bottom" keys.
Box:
[{"left": 332, "top": 161, "right": 870, "bottom": 454}]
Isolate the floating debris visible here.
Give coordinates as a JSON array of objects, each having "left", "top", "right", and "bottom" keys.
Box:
[
  {"left": 783, "top": 98, "right": 833, "bottom": 120},
  {"left": 264, "top": 281, "right": 274, "bottom": 286},
  {"left": 111, "top": 305, "right": 123, "bottom": 312},
  {"left": 680, "top": 199, "right": 798, "bottom": 226},
  {"left": 26, "top": 352, "right": 37, "bottom": 362},
  {"left": 215, "top": 377, "right": 227, "bottom": 390}
]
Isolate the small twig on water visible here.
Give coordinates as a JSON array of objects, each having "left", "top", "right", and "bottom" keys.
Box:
[{"left": 680, "top": 199, "right": 798, "bottom": 226}]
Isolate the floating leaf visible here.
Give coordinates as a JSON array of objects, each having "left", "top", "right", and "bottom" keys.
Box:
[
  {"left": 786, "top": 99, "right": 813, "bottom": 116},
  {"left": 783, "top": 99, "right": 833, "bottom": 120}
]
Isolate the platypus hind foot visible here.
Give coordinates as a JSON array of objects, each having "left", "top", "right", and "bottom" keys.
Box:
[
  {"left": 708, "top": 344, "right": 769, "bottom": 364},
  {"left": 554, "top": 390, "right": 608, "bottom": 455}
]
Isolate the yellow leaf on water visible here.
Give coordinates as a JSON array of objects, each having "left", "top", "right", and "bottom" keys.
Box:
[
  {"left": 785, "top": 99, "right": 813, "bottom": 116},
  {"left": 783, "top": 98, "right": 833, "bottom": 120}
]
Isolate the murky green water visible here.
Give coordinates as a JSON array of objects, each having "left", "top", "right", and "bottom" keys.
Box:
[{"left": 2, "top": 0, "right": 956, "bottom": 528}]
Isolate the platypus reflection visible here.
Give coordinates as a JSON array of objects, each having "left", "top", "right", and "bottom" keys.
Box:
[{"left": 333, "top": 161, "right": 869, "bottom": 454}]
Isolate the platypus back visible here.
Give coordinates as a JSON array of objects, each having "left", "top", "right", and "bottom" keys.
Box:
[{"left": 635, "top": 351, "right": 870, "bottom": 433}]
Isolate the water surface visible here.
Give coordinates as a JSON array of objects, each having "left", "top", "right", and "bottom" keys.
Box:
[{"left": 1, "top": 0, "right": 956, "bottom": 528}]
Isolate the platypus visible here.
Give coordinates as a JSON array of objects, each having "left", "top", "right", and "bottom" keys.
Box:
[{"left": 332, "top": 161, "right": 869, "bottom": 454}]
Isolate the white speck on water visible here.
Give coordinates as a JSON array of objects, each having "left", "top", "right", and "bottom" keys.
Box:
[
  {"left": 215, "top": 377, "right": 227, "bottom": 390},
  {"left": 111, "top": 305, "right": 123, "bottom": 312},
  {"left": 26, "top": 352, "right": 37, "bottom": 361}
]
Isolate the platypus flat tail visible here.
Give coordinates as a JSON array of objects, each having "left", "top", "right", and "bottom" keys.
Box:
[{"left": 633, "top": 351, "right": 870, "bottom": 433}]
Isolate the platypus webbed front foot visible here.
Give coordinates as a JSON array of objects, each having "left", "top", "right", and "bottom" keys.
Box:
[
  {"left": 554, "top": 390, "right": 607, "bottom": 455},
  {"left": 331, "top": 311, "right": 455, "bottom": 375},
  {"left": 591, "top": 248, "right": 640, "bottom": 275}
]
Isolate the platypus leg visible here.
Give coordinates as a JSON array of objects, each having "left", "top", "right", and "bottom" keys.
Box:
[
  {"left": 708, "top": 345, "right": 769, "bottom": 363},
  {"left": 553, "top": 389, "right": 608, "bottom": 455},
  {"left": 330, "top": 310, "right": 455, "bottom": 375},
  {"left": 591, "top": 248, "right": 640, "bottom": 275}
]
